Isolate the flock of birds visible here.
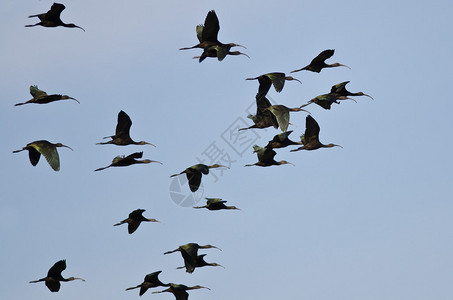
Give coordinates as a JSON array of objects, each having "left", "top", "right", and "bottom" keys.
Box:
[{"left": 15, "top": 3, "right": 372, "bottom": 299}]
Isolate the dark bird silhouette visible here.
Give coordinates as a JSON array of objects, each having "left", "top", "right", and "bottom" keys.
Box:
[
  {"left": 125, "top": 271, "right": 170, "bottom": 296},
  {"left": 176, "top": 254, "right": 224, "bottom": 271},
  {"left": 265, "top": 130, "right": 302, "bottom": 149},
  {"left": 94, "top": 152, "right": 162, "bottom": 172},
  {"left": 114, "top": 209, "right": 160, "bottom": 234},
  {"left": 291, "top": 49, "right": 350, "bottom": 73},
  {"left": 239, "top": 94, "right": 278, "bottom": 131},
  {"left": 164, "top": 243, "right": 221, "bottom": 274},
  {"left": 25, "top": 3, "right": 85, "bottom": 31},
  {"left": 246, "top": 72, "right": 301, "bottom": 97},
  {"left": 170, "top": 164, "right": 228, "bottom": 192},
  {"left": 29, "top": 260, "right": 84, "bottom": 292},
  {"left": 330, "top": 81, "right": 374, "bottom": 99},
  {"left": 153, "top": 284, "right": 210, "bottom": 300},
  {"left": 307, "top": 93, "right": 355, "bottom": 110},
  {"left": 265, "top": 104, "right": 310, "bottom": 132},
  {"left": 15, "top": 85, "right": 79, "bottom": 106},
  {"left": 13, "top": 140, "right": 73, "bottom": 171},
  {"left": 97, "top": 111, "right": 155, "bottom": 146},
  {"left": 291, "top": 115, "right": 342, "bottom": 151},
  {"left": 180, "top": 10, "right": 248, "bottom": 62},
  {"left": 245, "top": 145, "right": 294, "bottom": 167},
  {"left": 193, "top": 198, "right": 240, "bottom": 211}
]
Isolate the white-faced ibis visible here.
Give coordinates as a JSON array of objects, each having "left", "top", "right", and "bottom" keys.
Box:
[
  {"left": 307, "top": 93, "right": 355, "bottom": 110},
  {"left": 97, "top": 111, "right": 155, "bottom": 146},
  {"left": 180, "top": 10, "right": 248, "bottom": 62},
  {"left": 29, "top": 260, "right": 84, "bottom": 292},
  {"left": 291, "top": 115, "right": 342, "bottom": 151},
  {"left": 265, "top": 104, "right": 310, "bottom": 132},
  {"left": 114, "top": 209, "right": 160, "bottom": 234},
  {"left": 265, "top": 130, "right": 302, "bottom": 149},
  {"left": 94, "top": 152, "right": 162, "bottom": 172},
  {"left": 153, "top": 284, "right": 210, "bottom": 300},
  {"left": 291, "top": 49, "right": 350, "bottom": 73},
  {"left": 330, "top": 81, "right": 374, "bottom": 99},
  {"left": 246, "top": 72, "right": 301, "bottom": 97},
  {"left": 170, "top": 164, "right": 228, "bottom": 192},
  {"left": 25, "top": 3, "right": 85, "bottom": 31},
  {"left": 13, "top": 140, "right": 73, "bottom": 171},
  {"left": 193, "top": 198, "right": 241, "bottom": 211},
  {"left": 164, "top": 243, "right": 221, "bottom": 274},
  {"left": 239, "top": 94, "right": 278, "bottom": 131},
  {"left": 176, "top": 254, "right": 224, "bottom": 272},
  {"left": 245, "top": 145, "right": 294, "bottom": 167},
  {"left": 125, "top": 271, "right": 170, "bottom": 296},
  {"left": 15, "top": 85, "right": 79, "bottom": 106}
]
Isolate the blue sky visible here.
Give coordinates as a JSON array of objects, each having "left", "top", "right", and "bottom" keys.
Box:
[{"left": 1, "top": 0, "right": 452, "bottom": 299}]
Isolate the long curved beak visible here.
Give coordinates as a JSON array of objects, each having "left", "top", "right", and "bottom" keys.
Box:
[
  {"left": 68, "top": 97, "right": 80, "bottom": 104},
  {"left": 150, "top": 160, "right": 163, "bottom": 164},
  {"left": 239, "top": 52, "right": 250, "bottom": 58},
  {"left": 339, "top": 63, "right": 351, "bottom": 69},
  {"left": 145, "top": 142, "right": 156, "bottom": 147},
  {"left": 334, "top": 144, "right": 343, "bottom": 148},
  {"left": 76, "top": 25, "right": 85, "bottom": 32},
  {"left": 363, "top": 93, "right": 374, "bottom": 100},
  {"left": 232, "top": 43, "right": 247, "bottom": 49},
  {"left": 62, "top": 144, "right": 74, "bottom": 151}
]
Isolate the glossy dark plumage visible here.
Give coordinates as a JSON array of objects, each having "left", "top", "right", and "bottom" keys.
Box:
[
  {"left": 245, "top": 145, "right": 294, "bottom": 167},
  {"left": 170, "top": 164, "right": 228, "bottom": 192},
  {"left": 265, "top": 131, "right": 302, "bottom": 149},
  {"left": 291, "top": 49, "right": 350, "bottom": 73},
  {"left": 193, "top": 198, "right": 240, "bottom": 211},
  {"left": 94, "top": 152, "right": 162, "bottom": 171},
  {"left": 13, "top": 140, "right": 73, "bottom": 171},
  {"left": 125, "top": 271, "right": 170, "bottom": 296},
  {"left": 25, "top": 3, "right": 85, "bottom": 31},
  {"left": 114, "top": 209, "right": 160, "bottom": 234},
  {"left": 239, "top": 94, "right": 279, "bottom": 131},
  {"left": 291, "top": 115, "right": 342, "bottom": 151},
  {"left": 15, "top": 85, "right": 79, "bottom": 106},
  {"left": 153, "top": 284, "right": 210, "bottom": 300},
  {"left": 307, "top": 93, "right": 355, "bottom": 110},
  {"left": 330, "top": 81, "right": 374, "bottom": 99},
  {"left": 246, "top": 72, "right": 301, "bottom": 97},
  {"left": 164, "top": 243, "right": 221, "bottom": 274},
  {"left": 29, "top": 260, "right": 85, "bottom": 292}
]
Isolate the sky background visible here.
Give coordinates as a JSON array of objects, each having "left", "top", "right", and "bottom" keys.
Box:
[{"left": 1, "top": 0, "right": 452, "bottom": 299}]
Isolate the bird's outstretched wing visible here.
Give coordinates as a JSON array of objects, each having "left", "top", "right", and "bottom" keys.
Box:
[
  {"left": 258, "top": 148, "right": 277, "bottom": 163},
  {"left": 29, "top": 85, "right": 48, "bottom": 99},
  {"left": 201, "top": 10, "right": 220, "bottom": 43},
  {"left": 187, "top": 171, "right": 202, "bottom": 192},
  {"left": 128, "top": 220, "right": 141, "bottom": 234},
  {"left": 32, "top": 143, "right": 60, "bottom": 171},
  {"left": 265, "top": 73, "right": 286, "bottom": 93},
  {"left": 196, "top": 25, "right": 204, "bottom": 42},
  {"left": 116, "top": 111, "right": 133, "bottom": 137},
  {"left": 304, "top": 115, "right": 321, "bottom": 144},
  {"left": 46, "top": 3, "right": 66, "bottom": 21},
  {"left": 27, "top": 147, "right": 41, "bottom": 166},
  {"left": 311, "top": 49, "right": 334, "bottom": 65},
  {"left": 268, "top": 106, "right": 290, "bottom": 132},
  {"left": 125, "top": 152, "right": 143, "bottom": 160},
  {"left": 47, "top": 260, "right": 66, "bottom": 278},
  {"left": 330, "top": 81, "right": 349, "bottom": 93}
]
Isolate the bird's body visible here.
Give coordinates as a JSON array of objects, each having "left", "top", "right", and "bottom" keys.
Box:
[
  {"left": 291, "top": 49, "right": 350, "bottom": 73},
  {"left": 15, "top": 85, "right": 79, "bottom": 106},
  {"left": 265, "top": 104, "right": 310, "bottom": 132},
  {"left": 245, "top": 145, "right": 294, "bottom": 167},
  {"left": 180, "top": 10, "right": 248, "bottom": 62},
  {"left": 114, "top": 209, "right": 160, "bottom": 234},
  {"left": 94, "top": 152, "right": 162, "bottom": 171},
  {"left": 176, "top": 254, "right": 224, "bottom": 272},
  {"left": 170, "top": 164, "right": 228, "bottom": 192},
  {"left": 265, "top": 130, "right": 302, "bottom": 149},
  {"left": 239, "top": 94, "right": 278, "bottom": 131},
  {"left": 13, "top": 140, "right": 73, "bottom": 171},
  {"left": 193, "top": 198, "right": 240, "bottom": 211},
  {"left": 330, "top": 81, "right": 374, "bottom": 99},
  {"left": 97, "top": 111, "right": 155, "bottom": 146},
  {"left": 29, "top": 260, "right": 84, "bottom": 292},
  {"left": 246, "top": 72, "right": 301, "bottom": 97},
  {"left": 153, "top": 284, "right": 210, "bottom": 300},
  {"left": 164, "top": 243, "right": 221, "bottom": 274},
  {"left": 125, "top": 271, "right": 170, "bottom": 296},
  {"left": 25, "top": 3, "right": 84, "bottom": 31},
  {"left": 291, "top": 115, "right": 342, "bottom": 151},
  {"left": 307, "top": 93, "right": 355, "bottom": 110}
]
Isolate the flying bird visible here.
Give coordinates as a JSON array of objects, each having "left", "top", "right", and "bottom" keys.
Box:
[
  {"left": 15, "top": 85, "right": 79, "bottom": 106},
  {"left": 291, "top": 49, "right": 350, "bottom": 73},
  {"left": 13, "top": 140, "right": 73, "bottom": 171},
  {"left": 97, "top": 111, "right": 155, "bottom": 146},
  {"left": 170, "top": 164, "right": 228, "bottom": 192},
  {"left": 153, "top": 284, "right": 210, "bottom": 300},
  {"left": 94, "top": 152, "right": 162, "bottom": 172},
  {"left": 265, "top": 104, "right": 310, "bottom": 132},
  {"left": 114, "top": 209, "right": 160, "bottom": 234},
  {"left": 291, "top": 115, "right": 342, "bottom": 151},
  {"left": 176, "top": 254, "right": 224, "bottom": 271},
  {"left": 164, "top": 243, "right": 221, "bottom": 274},
  {"left": 239, "top": 94, "right": 278, "bottom": 131},
  {"left": 246, "top": 72, "right": 301, "bottom": 97},
  {"left": 307, "top": 93, "right": 355, "bottom": 110},
  {"left": 25, "top": 3, "right": 85, "bottom": 31},
  {"left": 29, "top": 260, "right": 84, "bottom": 292},
  {"left": 193, "top": 198, "right": 240, "bottom": 211},
  {"left": 245, "top": 145, "right": 294, "bottom": 167},
  {"left": 265, "top": 130, "right": 302, "bottom": 149},
  {"left": 125, "top": 271, "right": 170, "bottom": 296},
  {"left": 180, "top": 10, "right": 248, "bottom": 62},
  {"left": 330, "top": 81, "right": 374, "bottom": 99}
]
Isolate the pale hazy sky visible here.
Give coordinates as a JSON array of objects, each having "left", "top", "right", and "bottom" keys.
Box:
[{"left": 1, "top": 1, "right": 452, "bottom": 299}]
